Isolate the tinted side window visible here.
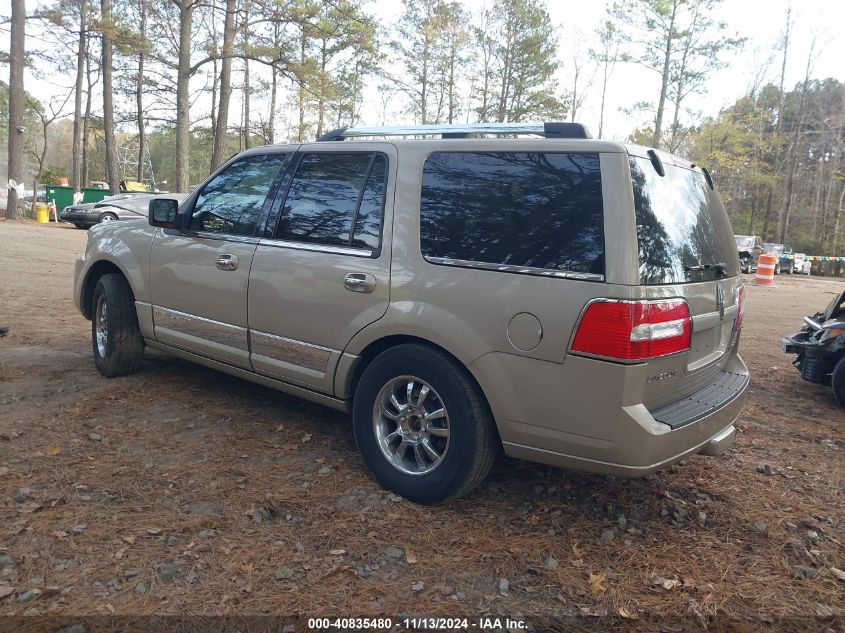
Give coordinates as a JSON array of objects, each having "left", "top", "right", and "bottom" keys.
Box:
[
  {"left": 276, "top": 153, "right": 386, "bottom": 250},
  {"left": 420, "top": 152, "right": 605, "bottom": 276},
  {"left": 191, "top": 154, "right": 287, "bottom": 236}
]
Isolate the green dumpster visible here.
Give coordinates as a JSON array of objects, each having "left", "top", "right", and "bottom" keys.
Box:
[{"left": 44, "top": 185, "right": 112, "bottom": 212}]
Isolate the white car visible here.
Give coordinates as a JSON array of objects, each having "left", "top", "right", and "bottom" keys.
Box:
[{"left": 792, "top": 253, "right": 812, "bottom": 275}]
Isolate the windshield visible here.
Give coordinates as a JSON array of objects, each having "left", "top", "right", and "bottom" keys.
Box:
[
  {"left": 735, "top": 236, "right": 754, "bottom": 248},
  {"left": 631, "top": 157, "right": 740, "bottom": 284}
]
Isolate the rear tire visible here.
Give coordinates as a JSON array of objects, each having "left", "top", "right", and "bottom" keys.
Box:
[
  {"left": 832, "top": 357, "right": 845, "bottom": 408},
  {"left": 91, "top": 273, "right": 144, "bottom": 377},
  {"left": 99, "top": 212, "right": 118, "bottom": 224},
  {"left": 352, "top": 343, "right": 500, "bottom": 504}
]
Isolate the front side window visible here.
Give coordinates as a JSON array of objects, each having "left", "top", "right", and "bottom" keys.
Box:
[
  {"left": 190, "top": 153, "right": 287, "bottom": 236},
  {"left": 419, "top": 152, "right": 605, "bottom": 276},
  {"left": 276, "top": 152, "right": 387, "bottom": 251}
]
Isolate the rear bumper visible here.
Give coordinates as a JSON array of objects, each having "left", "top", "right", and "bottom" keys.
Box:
[{"left": 471, "top": 351, "right": 749, "bottom": 477}]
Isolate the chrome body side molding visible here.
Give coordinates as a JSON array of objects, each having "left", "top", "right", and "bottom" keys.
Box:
[{"left": 249, "top": 330, "right": 334, "bottom": 374}]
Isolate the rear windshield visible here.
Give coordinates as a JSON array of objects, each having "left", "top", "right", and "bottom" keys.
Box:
[
  {"left": 735, "top": 236, "right": 754, "bottom": 248},
  {"left": 631, "top": 157, "right": 740, "bottom": 284},
  {"left": 420, "top": 152, "right": 605, "bottom": 279}
]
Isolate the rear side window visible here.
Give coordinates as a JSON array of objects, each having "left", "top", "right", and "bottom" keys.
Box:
[
  {"left": 191, "top": 153, "right": 287, "bottom": 236},
  {"left": 631, "top": 157, "right": 740, "bottom": 284},
  {"left": 420, "top": 152, "right": 605, "bottom": 278},
  {"left": 276, "top": 152, "right": 387, "bottom": 251}
]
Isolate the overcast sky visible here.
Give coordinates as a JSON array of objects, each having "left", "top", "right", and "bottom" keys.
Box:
[{"left": 1, "top": 0, "right": 843, "bottom": 142}]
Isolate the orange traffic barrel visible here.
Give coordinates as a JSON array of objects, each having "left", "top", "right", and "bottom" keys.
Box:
[{"left": 754, "top": 253, "right": 777, "bottom": 286}]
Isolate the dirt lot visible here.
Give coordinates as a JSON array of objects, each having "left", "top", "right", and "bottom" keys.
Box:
[{"left": 0, "top": 221, "right": 843, "bottom": 631}]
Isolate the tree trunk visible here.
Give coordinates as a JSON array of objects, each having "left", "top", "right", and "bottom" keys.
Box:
[
  {"left": 6, "top": 0, "right": 26, "bottom": 220},
  {"left": 82, "top": 45, "right": 93, "bottom": 187},
  {"left": 269, "top": 64, "right": 277, "bottom": 144},
  {"left": 71, "top": 0, "right": 87, "bottom": 192},
  {"left": 175, "top": 0, "right": 193, "bottom": 193},
  {"left": 297, "top": 26, "right": 306, "bottom": 142},
  {"left": 598, "top": 58, "right": 609, "bottom": 138},
  {"left": 242, "top": 0, "right": 251, "bottom": 149},
  {"left": 136, "top": 6, "right": 147, "bottom": 184},
  {"left": 832, "top": 178, "right": 845, "bottom": 256},
  {"left": 761, "top": 186, "right": 774, "bottom": 241},
  {"left": 102, "top": 0, "right": 119, "bottom": 194},
  {"left": 211, "top": 0, "right": 235, "bottom": 171},
  {"left": 651, "top": 0, "right": 678, "bottom": 149},
  {"left": 243, "top": 58, "right": 251, "bottom": 149},
  {"left": 316, "top": 40, "right": 326, "bottom": 138}
]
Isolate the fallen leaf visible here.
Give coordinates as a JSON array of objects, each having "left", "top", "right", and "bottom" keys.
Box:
[
  {"left": 406, "top": 552, "right": 418, "bottom": 564},
  {"left": 275, "top": 424, "right": 284, "bottom": 432},
  {"left": 618, "top": 607, "right": 639, "bottom": 620},
  {"left": 16, "top": 503, "right": 42, "bottom": 514},
  {"left": 0, "top": 586, "right": 14, "bottom": 599},
  {"left": 47, "top": 444, "right": 62, "bottom": 455},
  {"left": 51, "top": 531, "right": 68, "bottom": 540},
  {"left": 147, "top": 528, "right": 162, "bottom": 535},
  {"left": 831, "top": 568, "right": 845, "bottom": 581},
  {"left": 589, "top": 572, "right": 606, "bottom": 596},
  {"left": 114, "top": 548, "right": 126, "bottom": 560},
  {"left": 121, "top": 535, "right": 136, "bottom": 545},
  {"left": 411, "top": 581, "right": 424, "bottom": 591},
  {"left": 302, "top": 433, "right": 312, "bottom": 443},
  {"left": 329, "top": 548, "right": 346, "bottom": 556},
  {"left": 0, "top": 467, "right": 9, "bottom": 476},
  {"left": 579, "top": 606, "right": 608, "bottom": 617}
]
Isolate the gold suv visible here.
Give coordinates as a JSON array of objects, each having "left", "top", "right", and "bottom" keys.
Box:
[{"left": 74, "top": 122, "right": 748, "bottom": 503}]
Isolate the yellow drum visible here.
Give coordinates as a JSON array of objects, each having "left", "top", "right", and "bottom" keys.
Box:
[{"left": 35, "top": 202, "right": 50, "bottom": 224}]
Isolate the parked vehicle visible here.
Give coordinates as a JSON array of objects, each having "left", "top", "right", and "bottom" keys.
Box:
[
  {"left": 73, "top": 122, "right": 749, "bottom": 503},
  {"left": 735, "top": 235, "right": 764, "bottom": 273},
  {"left": 61, "top": 193, "right": 187, "bottom": 228},
  {"left": 792, "top": 253, "right": 812, "bottom": 275},
  {"left": 782, "top": 289, "right": 845, "bottom": 407},
  {"left": 764, "top": 243, "right": 791, "bottom": 274}
]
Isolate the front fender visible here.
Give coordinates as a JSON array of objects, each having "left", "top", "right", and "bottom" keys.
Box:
[{"left": 75, "top": 222, "right": 156, "bottom": 318}]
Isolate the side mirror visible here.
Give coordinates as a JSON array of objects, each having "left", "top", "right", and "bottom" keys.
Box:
[{"left": 149, "top": 198, "right": 179, "bottom": 229}]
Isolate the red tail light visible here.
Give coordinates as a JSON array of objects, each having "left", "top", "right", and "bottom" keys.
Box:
[
  {"left": 735, "top": 285, "right": 745, "bottom": 331},
  {"left": 571, "top": 299, "right": 692, "bottom": 361}
]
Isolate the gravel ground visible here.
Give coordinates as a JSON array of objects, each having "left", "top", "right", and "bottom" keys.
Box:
[{"left": 0, "top": 221, "right": 843, "bottom": 631}]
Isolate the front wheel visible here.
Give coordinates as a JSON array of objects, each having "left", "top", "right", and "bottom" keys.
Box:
[
  {"left": 832, "top": 357, "right": 845, "bottom": 408},
  {"left": 91, "top": 273, "right": 144, "bottom": 377},
  {"left": 352, "top": 344, "right": 499, "bottom": 504}
]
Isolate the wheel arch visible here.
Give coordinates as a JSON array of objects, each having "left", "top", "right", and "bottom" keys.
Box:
[
  {"left": 81, "top": 260, "right": 135, "bottom": 319},
  {"left": 339, "top": 334, "right": 494, "bottom": 423}
]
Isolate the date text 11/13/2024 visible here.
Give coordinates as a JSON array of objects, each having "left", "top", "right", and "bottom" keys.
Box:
[{"left": 307, "top": 617, "right": 528, "bottom": 630}]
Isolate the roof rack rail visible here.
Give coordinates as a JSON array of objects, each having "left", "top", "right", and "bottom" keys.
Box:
[{"left": 316, "top": 122, "right": 592, "bottom": 142}]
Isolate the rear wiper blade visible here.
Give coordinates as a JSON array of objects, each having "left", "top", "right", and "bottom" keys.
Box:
[{"left": 684, "top": 262, "right": 728, "bottom": 276}]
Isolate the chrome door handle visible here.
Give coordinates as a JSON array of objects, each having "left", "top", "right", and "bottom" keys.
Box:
[
  {"left": 215, "top": 254, "right": 239, "bottom": 271},
  {"left": 344, "top": 272, "right": 376, "bottom": 293}
]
